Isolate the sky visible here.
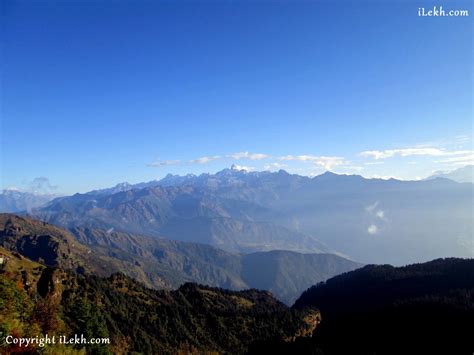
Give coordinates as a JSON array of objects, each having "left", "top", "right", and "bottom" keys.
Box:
[{"left": 1, "top": 0, "right": 473, "bottom": 194}]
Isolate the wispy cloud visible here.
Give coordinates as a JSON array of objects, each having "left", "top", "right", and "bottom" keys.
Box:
[
  {"left": 365, "top": 202, "right": 388, "bottom": 235},
  {"left": 364, "top": 161, "right": 384, "bottom": 166},
  {"left": 365, "top": 201, "right": 379, "bottom": 213},
  {"left": 417, "top": 134, "right": 472, "bottom": 149},
  {"left": 5, "top": 178, "right": 58, "bottom": 196},
  {"left": 148, "top": 152, "right": 349, "bottom": 171},
  {"left": 147, "top": 159, "right": 181, "bottom": 167},
  {"left": 451, "top": 134, "right": 471, "bottom": 145},
  {"left": 27, "top": 177, "right": 58, "bottom": 194},
  {"left": 148, "top": 151, "right": 272, "bottom": 167},
  {"left": 339, "top": 165, "right": 364, "bottom": 172},
  {"left": 375, "top": 210, "right": 385, "bottom": 220},
  {"left": 278, "top": 155, "right": 347, "bottom": 170},
  {"left": 189, "top": 155, "right": 221, "bottom": 164},
  {"left": 228, "top": 151, "right": 270, "bottom": 160},
  {"left": 264, "top": 162, "right": 287, "bottom": 171},
  {"left": 436, "top": 153, "right": 474, "bottom": 166},
  {"left": 359, "top": 147, "right": 472, "bottom": 160},
  {"left": 360, "top": 147, "right": 443, "bottom": 159}
]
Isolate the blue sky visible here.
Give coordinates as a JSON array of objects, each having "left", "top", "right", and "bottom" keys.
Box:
[{"left": 2, "top": 0, "right": 472, "bottom": 194}]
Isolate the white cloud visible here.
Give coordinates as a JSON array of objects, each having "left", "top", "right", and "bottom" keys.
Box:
[
  {"left": 454, "top": 134, "right": 470, "bottom": 143},
  {"left": 367, "top": 224, "right": 378, "bottom": 235},
  {"left": 147, "top": 159, "right": 181, "bottom": 167},
  {"left": 312, "top": 157, "right": 347, "bottom": 171},
  {"left": 148, "top": 151, "right": 270, "bottom": 168},
  {"left": 148, "top": 151, "right": 350, "bottom": 171},
  {"left": 189, "top": 155, "right": 221, "bottom": 164},
  {"left": 360, "top": 147, "right": 444, "bottom": 160},
  {"left": 279, "top": 155, "right": 315, "bottom": 162},
  {"left": 375, "top": 210, "right": 385, "bottom": 219},
  {"left": 436, "top": 153, "right": 474, "bottom": 166},
  {"left": 264, "top": 162, "right": 287, "bottom": 171},
  {"left": 422, "top": 134, "right": 472, "bottom": 148},
  {"left": 338, "top": 165, "right": 364, "bottom": 172},
  {"left": 366, "top": 202, "right": 386, "bottom": 218},
  {"left": 370, "top": 174, "right": 403, "bottom": 180},
  {"left": 231, "top": 164, "right": 255, "bottom": 172},
  {"left": 365, "top": 201, "right": 379, "bottom": 213},
  {"left": 228, "top": 151, "right": 270, "bottom": 160},
  {"left": 359, "top": 147, "right": 472, "bottom": 160},
  {"left": 26, "top": 177, "right": 58, "bottom": 194},
  {"left": 279, "top": 155, "right": 346, "bottom": 170}
]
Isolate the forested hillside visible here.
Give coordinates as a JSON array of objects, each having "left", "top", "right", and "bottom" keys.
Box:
[
  {"left": 258, "top": 258, "right": 474, "bottom": 354},
  {"left": 0, "top": 247, "right": 317, "bottom": 354}
]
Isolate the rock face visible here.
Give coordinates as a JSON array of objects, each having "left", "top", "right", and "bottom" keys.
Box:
[{"left": 37, "top": 267, "right": 63, "bottom": 299}]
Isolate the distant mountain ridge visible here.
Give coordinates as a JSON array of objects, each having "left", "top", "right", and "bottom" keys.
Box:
[
  {"left": 31, "top": 168, "right": 473, "bottom": 264},
  {"left": 426, "top": 165, "right": 473, "bottom": 183},
  {"left": 32, "top": 181, "right": 331, "bottom": 255},
  {"left": 0, "top": 189, "right": 56, "bottom": 213}
]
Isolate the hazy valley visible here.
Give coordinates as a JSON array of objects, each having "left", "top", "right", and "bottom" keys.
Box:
[{"left": 0, "top": 214, "right": 360, "bottom": 305}]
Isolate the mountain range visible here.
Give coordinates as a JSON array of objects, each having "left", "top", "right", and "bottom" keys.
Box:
[
  {"left": 427, "top": 165, "right": 474, "bottom": 183},
  {"left": 30, "top": 167, "right": 473, "bottom": 264},
  {"left": 0, "top": 189, "right": 56, "bottom": 213}
]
